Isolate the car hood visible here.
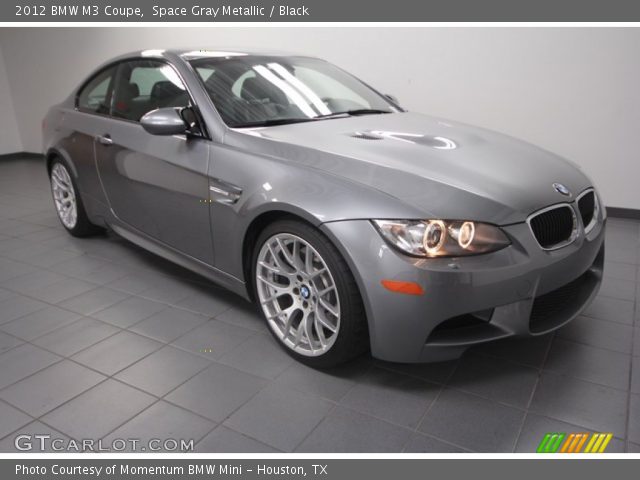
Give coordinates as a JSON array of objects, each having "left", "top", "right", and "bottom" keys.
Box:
[{"left": 227, "top": 112, "right": 592, "bottom": 225}]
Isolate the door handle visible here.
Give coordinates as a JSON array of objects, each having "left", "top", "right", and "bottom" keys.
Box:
[{"left": 97, "top": 134, "right": 113, "bottom": 146}]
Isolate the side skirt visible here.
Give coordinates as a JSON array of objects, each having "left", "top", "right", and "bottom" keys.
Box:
[{"left": 109, "top": 222, "right": 250, "bottom": 300}]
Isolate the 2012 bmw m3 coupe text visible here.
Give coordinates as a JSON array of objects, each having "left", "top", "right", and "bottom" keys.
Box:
[{"left": 43, "top": 49, "right": 605, "bottom": 367}]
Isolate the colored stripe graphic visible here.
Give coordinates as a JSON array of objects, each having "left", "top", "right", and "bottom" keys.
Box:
[
  {"left": 559, "top": 433, "right": 575, "bottom": 453},
  {"left": 564, "top": 433, "right": 588, "bottom": 453},
  {"left": 537, "top": 433, "right": 565, "bottom": 453},
  {"left": 584, "top": 433, "right": 613, "bottom": 453},
  {"left": 589, "top": 433, "right": 604, "bottom": 453},
  {"left": 584, "top": 433, "right": 598, "bottom": 453},
  {"left": 536, "top": 433, "right": 552, "bottom": 453},
  {"left": 597, "top": 434, "right": 613, "bottom": 453},
  {"left": 537, "top": 432, "right": 613, "bottom": 453},
  {"left": 574, "top": 433, "right": 589, "bottom": 452}
]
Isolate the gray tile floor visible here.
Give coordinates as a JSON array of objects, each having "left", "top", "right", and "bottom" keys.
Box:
[{"left": 0, "top": 155, "right": 639, "bottom": 453}]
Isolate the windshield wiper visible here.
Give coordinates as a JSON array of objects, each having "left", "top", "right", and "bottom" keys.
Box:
[
  {"left": 232, "top": 109, "right": 392, "bottom": 128},
  {"left": 231, "top": 118, "right": 318, "bottom": 128},
  {"left": 315, "top": 109, "right": 392, "bottom": 118}
]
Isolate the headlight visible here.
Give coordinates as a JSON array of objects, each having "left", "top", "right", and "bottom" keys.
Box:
[{"left": 372, "top": 219, "right": 510, "bottom": 258}]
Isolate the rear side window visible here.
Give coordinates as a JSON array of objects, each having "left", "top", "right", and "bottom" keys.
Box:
[
  {"left": 77, "top": 66, "right": 116, "bottom": 114},
  {"left": 112, "top": 60, "right": 190, "bottom": 122}
]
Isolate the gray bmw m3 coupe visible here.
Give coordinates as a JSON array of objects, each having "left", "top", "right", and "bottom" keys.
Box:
[{"left": 43, "top": 49, "right": 605, "bottom": 367}]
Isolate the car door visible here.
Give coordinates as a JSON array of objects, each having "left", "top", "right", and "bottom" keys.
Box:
[{"left": 95, "top": 59, "right": 213, "bottom": 265}]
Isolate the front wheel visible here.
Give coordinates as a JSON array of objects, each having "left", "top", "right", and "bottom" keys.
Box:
[{"left": 252, "top": 220, "right": 368, "bottom": 368}]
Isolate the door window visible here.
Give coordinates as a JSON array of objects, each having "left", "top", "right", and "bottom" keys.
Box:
[{"left": 112, "top": 60, "right": 190, "bottom": 122}]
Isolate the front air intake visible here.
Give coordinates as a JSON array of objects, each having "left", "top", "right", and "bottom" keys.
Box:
[
  {"left": 529, "top": 268, "right": 599, "bottom": 334},
  {"left": 528, "top": 205, "right": 577, "bottom": 250}
]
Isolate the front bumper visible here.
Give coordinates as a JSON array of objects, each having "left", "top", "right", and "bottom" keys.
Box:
[{"left": 321, "top": 217, "right": 605, "bottom": 363}]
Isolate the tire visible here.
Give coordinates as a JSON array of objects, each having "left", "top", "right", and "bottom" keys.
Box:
[
  {"left": 49, "top": 157, "right": 102, "bottom": 237},
  {"left": 252, "top": 219, "right": 368, "bottom": 368}
]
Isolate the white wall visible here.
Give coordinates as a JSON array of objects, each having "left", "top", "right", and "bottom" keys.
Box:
[
  {"left": 0, "top": 42, "right": 22, "bottom": 154},
  {"left": 0, "top": 27, "right": 638, "bottom": 209}
]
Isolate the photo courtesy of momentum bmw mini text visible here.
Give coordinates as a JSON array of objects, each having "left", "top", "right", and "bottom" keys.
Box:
[
  {"left": 0, "top": 0, "right": 639, "bottom": 479},
  {"left": 15, "top": 463, "right": 313, "bottom": 475}
]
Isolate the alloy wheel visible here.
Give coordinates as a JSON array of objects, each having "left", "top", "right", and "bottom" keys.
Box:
[
  {"left": 50, "top": 163, "right": 78, "bottom": 229},
  {"left": 256, "top": 233, "right": 341, "bottom": 356}
]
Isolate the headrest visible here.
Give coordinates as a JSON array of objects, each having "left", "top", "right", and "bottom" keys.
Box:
[
  {"left": 150, "top": 81, "right": 184, "bottom": 100},
  {"left": 116, "top": 82, "right": 139, "bottom": 101},
  {"left": 240, "top": 76, "right": 286, "bottom": 104},
  {"left": 113, "top": 82, "right": 139, "bottom": 114},
  {"left": 127, "top": 83, "right": 140, "bottom": 98}
]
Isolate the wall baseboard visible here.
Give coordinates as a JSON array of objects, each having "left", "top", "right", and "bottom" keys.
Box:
[
  {"left": 1, "top": 151, "right": 639, "bottom": 220},
  {"left": 607, "top": 207, "right": 640, "bottom": 221},
  {"left": 0, "top": 151, "right": 43, "bottom": 160}
]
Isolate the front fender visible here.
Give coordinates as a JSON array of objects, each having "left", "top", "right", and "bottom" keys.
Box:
[{"left": 207, "top": 142, "right": 425, "bottom": 280}]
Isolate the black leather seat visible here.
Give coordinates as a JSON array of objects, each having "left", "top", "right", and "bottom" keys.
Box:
[
  {"left": 239, "top": 76, "right": 288, "bottom": 121},
  {"left": 112, "top": 82, "right": 140, "bottom": 119},
  {"left": 240, "top": 76, "right": 287, "bottom": 105}
]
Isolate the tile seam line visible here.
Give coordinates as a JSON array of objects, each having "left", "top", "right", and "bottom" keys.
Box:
[{"left": 512, "top": 329, "right": 555, "bottom": 452}]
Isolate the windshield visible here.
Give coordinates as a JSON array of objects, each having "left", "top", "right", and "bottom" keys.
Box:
[{"left": 189, "top": 55, "right": 399, "bottom": 128}]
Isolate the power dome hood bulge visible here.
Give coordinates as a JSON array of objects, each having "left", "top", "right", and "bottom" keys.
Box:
[{"left": 229, "top": 112, "right": 592, "bottom": 225}]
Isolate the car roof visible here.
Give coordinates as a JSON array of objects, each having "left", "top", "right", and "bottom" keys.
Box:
[{"left": 111, "top": 48, "right": 317, "bottom": 62}]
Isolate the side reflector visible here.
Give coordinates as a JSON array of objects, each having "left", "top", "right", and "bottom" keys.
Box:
[{"left": 381, "top": 280, "right": 424, "bottom": 296}]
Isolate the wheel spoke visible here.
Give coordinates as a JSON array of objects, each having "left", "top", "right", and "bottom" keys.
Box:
[
  {"left": 258, "top": 260, "right": 280, "bottom": 274},
  {"left": 282, "top": 306, "right": 298, "bottom": 338},
  {"left": 317, "top": 285, "right": 336, "bottom": 296},
  {"left": 293, "top": 317, "right": 305, "bottom": 347},
  {"left": 308, "top": 268, "right": 326, "bottom": 279},
  {"left": 318, "top": 296, "right": 339, "bottom": 318},
  {"left": 267, "top": 244, "right": 289, "bottom": 273},
  {"left": 292, "top": 239, "right": 303, "bottom": 270},
  {"left": 276, "top": 237, "right": 295, "bottom": 268},
  {"left": 257, "top": 274, "right": 288, "bottom": 292},
  {"left": 51, "top": 175, "right": 66, "bottom": 191},
  {"left": 316, "top": 307, "right": 338, "bottom": 333},
  {"left": 260, "top": 292, "right": 283, "bottom": 305},
  {"left": 302, "top": 311, "right": 315, "bottom": 353},
  {"left": 313, "top": 313, "right": 327, "bottom": 348},
  {"left": 304, "top": 245, "right": 315, "bottom": 275}
]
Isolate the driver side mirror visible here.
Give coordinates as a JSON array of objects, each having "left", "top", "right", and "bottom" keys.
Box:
[{"left": 140, "top": 107, "right": 188, "bottom": 136}]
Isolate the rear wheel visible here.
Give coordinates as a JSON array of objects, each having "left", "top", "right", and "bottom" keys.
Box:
[
  {"left": 49, "top": 158, "right": 102, "bottom": 237},
  {"left": 252, "top": 220, "right": 368, "bottom": 368}
]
